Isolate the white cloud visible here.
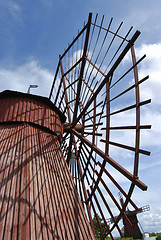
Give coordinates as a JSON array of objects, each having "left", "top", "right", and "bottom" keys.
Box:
[
  {"left": 134, "top": 43, "right": 161, "bottom": 151},
  {"left": 120, "top": 43, "right": 161, "bottom": 150},
  {"left": 140, "top": 159, "right": 161, "bottom": 171},
  {"left": 0, "top": 58, "right": 53, "bottom": 97},
  {"left": 123, "top": 42, "right": 161, "bottom": 107},
  {"left": 0, "top": 0, "right": 23, "bottom": 28},
  {"left": 140, "top": 109, "right": 161, "bottom": 148},
  {"left": 139, "top": 207, "right": 161, "bottom": 233},
  {"left": 40, "top": 0, "right": 54, "bottom": 7},
  {"left": 135, "top": 43, "right": 161, "bottom": 106},
  {"left": 124, "top": 5, "right": 161, "bottom": 34},
  {"left": 8, "top": 2, "right": 20, "bottom": 13},
  {"left": 0, "top": 0, "right": 21, "bottom": 17}
]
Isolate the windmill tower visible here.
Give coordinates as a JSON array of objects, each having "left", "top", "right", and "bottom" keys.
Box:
[
  {"left": 107, "top": 193, "right": 150, "bottom": 238},
  {"left": 0, "top": 13, "right": 151, "bottom": 239},
  {"left": 119, "top": 193, "right": 150, "bottom": 238}
]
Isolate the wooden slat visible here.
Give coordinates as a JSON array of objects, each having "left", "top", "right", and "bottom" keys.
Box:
[{"left": 100, "top": 140, "right": 151, "bottom": 156}]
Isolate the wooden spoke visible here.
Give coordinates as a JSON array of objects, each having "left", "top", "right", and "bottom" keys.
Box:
[{"left": 49, "top": 13, "right": 151, "bottom": 238}]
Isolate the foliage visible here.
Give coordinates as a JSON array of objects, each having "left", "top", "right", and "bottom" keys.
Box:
[
  {"left": 149, "top": 232, "right": 161, "bottom": 240},
  {"left": 93, "top": 214, "right": 109, "bottom": 239},
  {"left": 113, "top": 238, "right": 143, "bottom": 240},
  {"left": 104, "top": 238, "right": 143, "bottom": 240},
  {"left": 156, "top": 233, "right": 161, "bottom": 240},
  {"left": 149, "top": 232, "right": 157, "bottom": 237},
  {"left": 93, "top": 215, "right": 160, "bottom": 240},
  {"left": 93, "top": 213, "right": 145, "bottom": 240}
]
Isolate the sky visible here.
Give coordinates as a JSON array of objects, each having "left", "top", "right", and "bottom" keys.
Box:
[{"left": 0, "top": 0, "right": 161, "bottom": 235}]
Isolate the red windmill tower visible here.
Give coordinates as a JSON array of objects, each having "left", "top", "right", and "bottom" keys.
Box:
[
  {"left": 0, "top": 13, "right": 151, "bottom": 239},
  {"left": 119, "top": 192, "right": 150, "bottom": 238},
  {"left": 107, "top": 193, "right": 150, "bottom": 238}
]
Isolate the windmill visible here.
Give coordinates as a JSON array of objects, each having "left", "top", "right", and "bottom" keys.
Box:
[
  {"left": 49, "top": 12, "right": 151, "bottom": 239},
  {"left": 107, "top": 192, "right": 150, "bottom": 238},
  {"left": 0, "top": 12, "right": 151, "bottom": 240}
]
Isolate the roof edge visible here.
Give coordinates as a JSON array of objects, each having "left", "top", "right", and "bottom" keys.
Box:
[{"left": 0, "top": 90, "right": 66, "bottom": 123}]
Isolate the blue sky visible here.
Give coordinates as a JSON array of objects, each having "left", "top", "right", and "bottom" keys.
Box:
[{"left": 0, "top": 0, "right": 161, "bottom": 235}]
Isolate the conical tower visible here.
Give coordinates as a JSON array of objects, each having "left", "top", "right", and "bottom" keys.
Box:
[{"left": 0, "top": 90, "right": 95, "bottom": 239}]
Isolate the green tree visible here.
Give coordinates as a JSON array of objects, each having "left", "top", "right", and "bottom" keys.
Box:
[
  {"left": 150, "top": 232, "right": 157, "bottom": 237},
  {"left": 156, "top": 233, "right": 161, "bottom": 240},
  {"left": 149, "top": 233, "right": 161, "bottom": 240},
  {"left": 93, "top": 214, "right": 109, "bottom": 239}
]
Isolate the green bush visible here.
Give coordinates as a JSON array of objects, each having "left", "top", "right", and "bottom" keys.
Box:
[
  {"left": 156, "top": 233, "right": 161, "bottom": 240},
  {"left": 149, "top": 232, "right": 161, "bottom": 240},
  {"left": 104, "top": 238, "right": 143, "bottom": 240},
  {"left": 103, "top": 237, "right": 143, "bottom": 240}
]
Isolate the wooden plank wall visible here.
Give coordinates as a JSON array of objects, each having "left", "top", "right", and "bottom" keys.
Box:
[{"left": 0, "top": 123, "right": 95, "bottom": 239}]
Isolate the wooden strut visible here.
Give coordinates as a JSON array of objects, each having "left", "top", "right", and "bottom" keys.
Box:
[
  {"left": 64, "top": 12, "right": 92, "bottom": 165},
  {"left": 71, "top": 30, "right": 141, "bottom": 129},
  {"left": 48, "top": 13, "right": 151, "bottom": 239},
  {"left": 131, "top": 45, "right": 140, "bottom": 177},
  {"left": 59, "top": 49, "right": 96, "bottom": 235},
  {"left": 71, "top": 128, "right": 147, "bottom": 191},
  {"left": 63, "top": 123, "right": 83, "bottom": 133}
]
